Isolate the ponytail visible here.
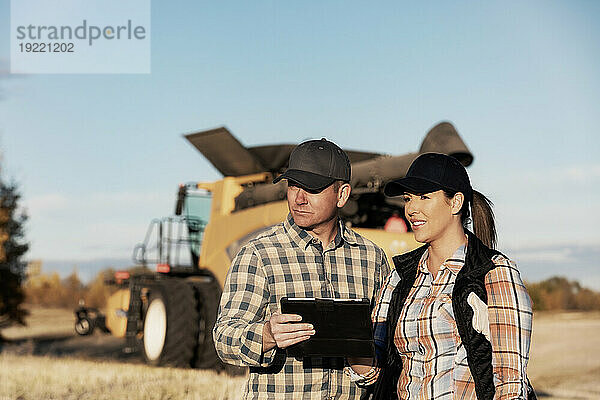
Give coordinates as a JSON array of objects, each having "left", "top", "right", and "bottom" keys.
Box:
[
  {"left": 444, "top": 189, "right": 497, "bottom": 249},
  {"left": 471, "top": 190, "right": 497, "bottom": 249}
]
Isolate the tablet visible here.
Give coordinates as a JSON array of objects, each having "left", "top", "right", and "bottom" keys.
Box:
[{"left": 280, "top": 297, "right": 374, "bottom": 358}]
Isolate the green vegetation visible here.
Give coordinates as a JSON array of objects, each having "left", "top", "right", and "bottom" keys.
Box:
[{"left": 0, "top": 177, "right": 29, "bottom": 329}]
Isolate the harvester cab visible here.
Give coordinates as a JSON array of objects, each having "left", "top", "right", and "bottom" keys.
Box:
[{"left": 132, "top": 185, "right": 210, "bottom": 275}]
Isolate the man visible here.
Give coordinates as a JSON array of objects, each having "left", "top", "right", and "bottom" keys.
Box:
[{"left": 213, "top": 138, "right": 390, "bottom": 399}]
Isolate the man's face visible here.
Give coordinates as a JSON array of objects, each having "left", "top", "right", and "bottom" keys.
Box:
[{"left": 287, "top": 182, "right": 348, "bottom": 231}]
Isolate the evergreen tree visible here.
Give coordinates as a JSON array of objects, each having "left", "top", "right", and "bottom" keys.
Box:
[{"left": 0, "top": 178, "right": 29, "bottom": 329}]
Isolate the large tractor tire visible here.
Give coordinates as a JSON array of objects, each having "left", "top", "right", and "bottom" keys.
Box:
[
  {"left": 191, "top": 278, "right": 247, "bottom": 375},
  {"left": 191, "top": 278, "right": 223, "bottom": 369},
  {"left": 142, "top": 279, "right": 199, "bottom": 367}
]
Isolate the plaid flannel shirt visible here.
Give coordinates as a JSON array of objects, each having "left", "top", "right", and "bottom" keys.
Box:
[
  {"left": 366, "top": 243, "right": 533, "bottom": 399},
  {"left": 213, "top": 213, "right": 389, "bottom": 400}
]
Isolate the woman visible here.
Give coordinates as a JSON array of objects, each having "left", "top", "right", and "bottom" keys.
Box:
[{"left": 348, "top": 153, "right": 535, "bottom": 399}]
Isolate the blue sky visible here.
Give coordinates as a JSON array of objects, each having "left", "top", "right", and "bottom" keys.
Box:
[{"left": 1, "top": 1, "right": 599, "bottom": 286}]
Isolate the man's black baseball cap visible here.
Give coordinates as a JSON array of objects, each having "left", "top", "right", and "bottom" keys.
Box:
[
  {"left": 384, "top": 152, "right": 473, "bottom": 202},
  {"left": 273, "top": 138, "right": 351, "bottom": 191}
]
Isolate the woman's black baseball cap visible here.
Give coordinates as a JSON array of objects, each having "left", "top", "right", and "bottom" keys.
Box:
[
  {"left": 384, "top": 152, "right": 473, "bottom": 202},
  {"left": 273, "top": 138, "right": 351, "bottom": 191}
]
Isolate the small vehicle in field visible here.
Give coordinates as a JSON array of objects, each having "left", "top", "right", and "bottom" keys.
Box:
[{"left": 74, "top": 304, "right": 110, "bottom": 336}]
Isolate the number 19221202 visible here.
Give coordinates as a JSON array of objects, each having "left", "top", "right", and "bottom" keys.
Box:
[{"left": 19, "top": 42, "right": 74, "bottom": 53}]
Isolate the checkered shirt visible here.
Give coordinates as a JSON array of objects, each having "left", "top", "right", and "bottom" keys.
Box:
[
  {"left": 364, "top": 243, "right": 533, "bottom": 399},
  {"left": 213, "top": 213, "right": 390, "bottom": 400}
]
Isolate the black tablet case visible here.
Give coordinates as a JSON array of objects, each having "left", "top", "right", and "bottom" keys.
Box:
[{"left": 280, "top": 297, "right": 374, "bottom": 358}]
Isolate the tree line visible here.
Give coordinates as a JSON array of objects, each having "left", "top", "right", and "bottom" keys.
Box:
[
  {"left": 526, "top": 276, "right": 600, "bottom": 311},
  {"left": 24, "top": 269, "right": 119, "bottom": 309},
  {"left": 22, "top": 268, "right": 600, "bottom": 312}
]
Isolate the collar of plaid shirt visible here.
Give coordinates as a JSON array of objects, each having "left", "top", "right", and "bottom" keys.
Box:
[
  {"left": 283, "top": 213, "right": 359, "bottom": 250},
  {"left": 418, "top": 240, "right": 467, "bottom": 276}
]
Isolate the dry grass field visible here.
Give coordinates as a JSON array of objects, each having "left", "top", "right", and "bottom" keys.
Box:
[
  {"left": 1, "top": 307, "right": 599, "bottom": 399},
  {"left": 0, "top": 353, "right": 246, "bottom": 400},
  {"left": 1, "top": 307, "right": 75, "bottom": 339},
  {"left": 0, "top": 307, "right": 247, "bottom": 400},
  {"left": 528, "top": 311, "right": 600, "bottom": 400}
]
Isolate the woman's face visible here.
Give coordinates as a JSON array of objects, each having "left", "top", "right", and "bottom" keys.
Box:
[{"left": 402, "top": 190, "right": 463, "bottom": 244}]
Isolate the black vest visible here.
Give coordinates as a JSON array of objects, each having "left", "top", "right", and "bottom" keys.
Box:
[{"left": 368, "top": 231, "right": 535, "bottom": 400}]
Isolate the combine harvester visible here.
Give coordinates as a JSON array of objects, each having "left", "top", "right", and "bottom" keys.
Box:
[{"left": 75, "top": 122, "right": 473, "bottom": 369}]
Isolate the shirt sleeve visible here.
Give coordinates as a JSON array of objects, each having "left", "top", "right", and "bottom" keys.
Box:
[
  {"left": 374, "top": 248, "right": 392, "bottom": 304},
  {"left": 345, "top": 248, "right": 393, "bottom": 386},
  {"left": 486, "top": 255, "right": 533, "bottom": 400},
  {"left": 212, "top": 243, "right": 277, "bottom": 367}
]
